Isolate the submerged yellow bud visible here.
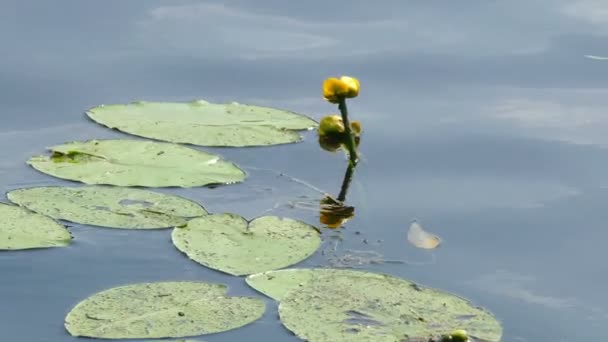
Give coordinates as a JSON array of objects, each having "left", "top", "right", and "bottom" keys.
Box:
[
  {"left": 320, "top": 196, "right": 355, "bottom": 228},
  {"left": 320, "top": 211, "right": 350, "bottom": 228},
  {"left": 322, "top": 76, "right": 360, "bottom": 103}
]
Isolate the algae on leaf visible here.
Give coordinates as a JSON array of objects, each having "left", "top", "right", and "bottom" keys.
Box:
[
  {"left": 27, "top": 139, "right": 246, "bottom": 187},
  {"left": 172, "top": 214, "right": 321, "bottom": 276},
  {"left": 247, "top": 269, "right": 502, "bottom": 342},
  {"left": 0, "top": 202, "right": 71, "bottom": 250},
  {"left": 64, "top": 281, "right": 265, "bottom": 339},
  {"left": 87, "top": 100, "right": 317, "bottom": 147},
  {"left": 7, "top": 186, "right": 207, "bottom": 229}
]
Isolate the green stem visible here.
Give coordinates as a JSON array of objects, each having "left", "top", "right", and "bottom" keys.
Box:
[
  {"left": 338, "top": 98, "right": 358, "bottom": 166},
  {"left": 337, "top": 162, "right": 355, "bottom": 202}
]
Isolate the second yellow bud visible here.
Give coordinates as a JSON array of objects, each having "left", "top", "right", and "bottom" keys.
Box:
[{"left": 322, "top": 76, "right": 360, "bottom": 103}]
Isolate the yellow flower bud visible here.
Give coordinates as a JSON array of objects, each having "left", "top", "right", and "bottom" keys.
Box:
[
  {"left": 350, "top": 121, "right": 362, "bottom": 135},
  {"left": 445, "top": 330, "right": 469, "bottom": 342},
  {"left": 318, "top": 115, "right": 345, "bottom": 136},
  {"left": 322, "top": 76, "right": 360, "bottom": 103},
  {"left": 318, "top": 135, "right": 342, "bottom": 152},
  {"left": 340, "top": 76, "right": 360, "bottom": 98},
  {"left": 322, "top": 78, "right": 348, "bottom": 103}
]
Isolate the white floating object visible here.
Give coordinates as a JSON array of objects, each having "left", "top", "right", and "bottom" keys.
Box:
[
  {"left": 585, "top": 55, "right": 608, "bottom": 60},
  {"left": 407, "top": 221, "right": 441, "bottom": 249}
]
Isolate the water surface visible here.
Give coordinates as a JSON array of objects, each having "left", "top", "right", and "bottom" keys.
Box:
[{"left": 2, "top": 1, "right": 608, "bottom": 341}]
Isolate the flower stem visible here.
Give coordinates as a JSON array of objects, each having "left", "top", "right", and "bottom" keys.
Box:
[
  {"left": 337, "top": 162, "right": 355, "bottom": 202},
  {"left": 338, "top": 98, "right": 358, "bottom": 166}
]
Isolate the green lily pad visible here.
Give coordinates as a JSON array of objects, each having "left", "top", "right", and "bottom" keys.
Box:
[
  {"left": 146, "top": 340, "right": 205, "bottom": 342},
  {"left": 7, "top": 186, "right": 207, "bottom": 229},
  {"left": 146, "top": 340, "right": 204, "bottom": 342},
  {"left": 249, "top": 269, "right": 502, "bottom": 342},
  {"left": 0, "top": 202, "right": 71, "bottom": 250},
  {"left": 27, "top": 139, "right": 246, "bottom": 187},
  {"left": 246, "top": 268, "right": 364, "bottom": 301},
  {"left": 64, "top": 281, "right": 265, "bottom": 339},
  {"left": 87, "top": 100, "right": 317, "bottom": 147},
  {"left": 172, "top": 214, "right": 321, "bottom": 276}
]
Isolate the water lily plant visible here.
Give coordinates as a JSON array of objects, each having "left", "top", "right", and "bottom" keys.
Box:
[
  {"left": 320, "top": 76, "right": 361, "bottom": 166},
  {"left": 316, "top": 76, "right": 362, "bottom": 229}
]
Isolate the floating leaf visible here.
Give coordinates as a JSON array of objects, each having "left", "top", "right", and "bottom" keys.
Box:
[
  {"left": 407, "top": 221, "right": 441, "bottom": 249},
  {"left": 146, "top": 340, "right": 204, "bottom": 342},
  {"left": 172, "top": 214, "right": 321, "bottom": 276},
  {"left": 7, "top": 186, "right": 207, "bottom": 229},
  {"left": 147, "top": 340, "right": 205, "bottom": 342},
  {"left": 87, "top": 100, "right": 317, "bottom": 147},
  {"left": 0, "top": 202, "right": 71, "bottom": 250},
  {"left": 64, "top": 281, "right": 265, "bottom": 339},
  {"left": 27, "top": 139, "right": 245, "bottom": 187},
  {"left": 247, "top": 268, "right": 363, "bottom": 301},
  {"left": 144, "top": 340, "right": 206, "bottom": 342},
  {"left": 145, "top": 341, "right": 204, "bottom": 342},
  {"left": 275, "top": 269, "right": 502, "bottom": 342}
]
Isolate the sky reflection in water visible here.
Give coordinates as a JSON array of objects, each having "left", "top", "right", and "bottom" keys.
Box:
[{"left": 2, "top": 1, "right": 608, "bottom": 341}]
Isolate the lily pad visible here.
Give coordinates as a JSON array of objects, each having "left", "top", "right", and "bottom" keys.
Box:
[
  {"left": 172, "top": 214, "right": 321, "bottom": 276},
  {"left": 27, "top": 139, "right": 246, "bottom": 187},
  {"left": 0, "top": 202, "right": 71, "bottom": 250},
  {"left": 246, "top": 268, "right": 357, "bottom": 301},
  {"left": 249, "top": 269, "right": 502, "bottom": 341},
  {"left": 87, "top": 100, "right": 317, "bottom": 147},
  {"left": 7, "top": 186, "right": 207, "bottom": 229},
  {"left": 64, "top": 281, "right": 265, "bottom": 339},
  {"left": 150, "top": 340, "right": 204, "bottom": 342},
  {"left": 147, "top": 340, "right": 205, "bottom": 342},
  {"left": 146, "top": 340, "right": 204, "bottom": 342}
]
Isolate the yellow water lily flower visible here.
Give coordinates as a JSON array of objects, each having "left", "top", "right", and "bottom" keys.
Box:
[
  {"left": 318, "top": 116, "right": 362, "bottom": 136},
  {"left": 317, "top": 115, "right": 345, "bottom": 136},
  {"left": 317, "top": 116, "right": 362, "bottom": 153},
  {"left": 340, "top": 76, "right": 360, "bottom": 98},
  {"left": 322, "top": 76, "right": 360, "bottom": 103}
]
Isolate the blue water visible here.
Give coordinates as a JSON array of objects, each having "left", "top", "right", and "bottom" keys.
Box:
[{"left": 2, "top": 1, "right": 608, "bottom": 341}]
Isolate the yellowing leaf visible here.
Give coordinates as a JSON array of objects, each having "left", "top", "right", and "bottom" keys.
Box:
[{"left": 407, "top": 221, "right": 441, "bottom": 249}]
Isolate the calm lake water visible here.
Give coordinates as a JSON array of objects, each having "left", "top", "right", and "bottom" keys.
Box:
[{"left": 2, "top": 1, "right": 608, "bottom": 341}]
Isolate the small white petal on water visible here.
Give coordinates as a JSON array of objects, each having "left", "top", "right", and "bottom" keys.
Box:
[
  {"left": 585, "top": 55, "right": 608, "bottom": 60},
  {"left": 407, "top": 221, "right": 441, "bottom": 249}
]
